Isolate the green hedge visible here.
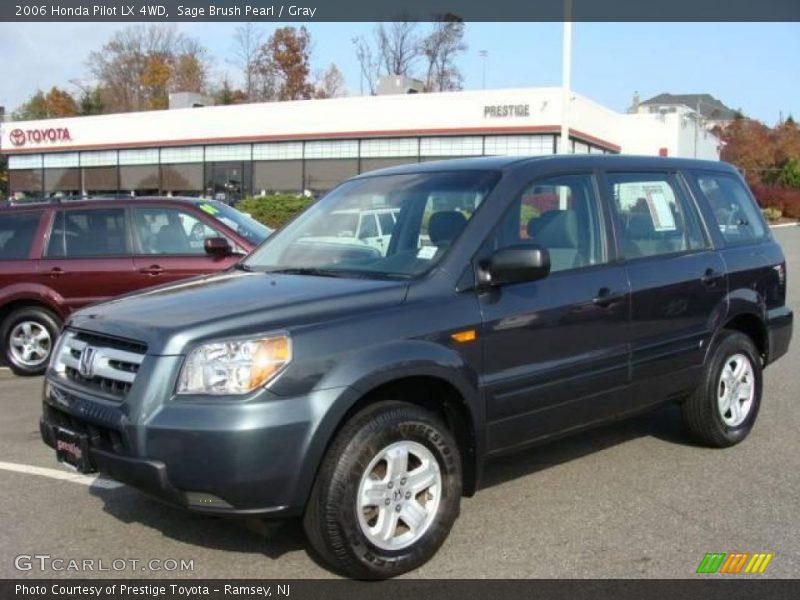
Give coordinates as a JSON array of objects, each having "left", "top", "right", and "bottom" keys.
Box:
[{"left": 236, "top": 194, "right": 314, "bottom": 230}]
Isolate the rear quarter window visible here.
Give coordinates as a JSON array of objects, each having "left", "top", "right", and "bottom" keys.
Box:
[
  {"left": 691, "top": 172, "right": 766, "bottom": 245},
  {"left": 0, "top": 211, "right": 42, "bottom": 260}
]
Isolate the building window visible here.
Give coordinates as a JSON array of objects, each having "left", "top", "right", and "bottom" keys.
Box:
[
  {"left": 205, "top": 144, "right": 251, "bottom": 162},
  {"left": 81, "top": 150, "right": 118, "bottom": 167},
  {"left": 9, "top": 170, "right": 43, "bottom": 197},
  {"left": 160, "top": 146, "right": 203, "bottom": 164},
  {"left": 44, "top": 168, "right": 80, "bottom": 196},
  {"left": 360, "top": 157, "right": 419, "bottom": 174},
  {"left": 119, "top": 148, "right": 159, "bottom": 165},
  {"left": 360, "top": 138, "right": 418, "bottom": 158},
  {"left": 9, "top": 154, "right": 43, "bottom": 170},
  {"left": 43, "top": 153, "right": 79, "bottom": 168},
  {"left": 205, "top": 161, "right": 251, "bottom": 202},
  {"left": 161, "top": 163, "right": 203, "bottom": 195},
  {"left": 253, "top": 160, "right": 303, "bottom": 194},
  {"left": 484, "top": 135, "right": 554, "bottom": 156},
  {"left": 253, "top": 142, "right": 304, "bottom": 160},
  {"left": 304, "top": 159, "right": 358, "bottom": 194},
  {"left": 83, "top": 167, "right": 119, "bottom": 194},
  {"left": 420, "top": 136, "right": 482, "bottom": 157},
  {"left": 574, "top": 141, "right": 590, "bottom": 154},
  {"left": 304, "top": 140, "right": 359, "bottom": 159},
  {"left": 120, "top": 165, "right": 160, "bottom": 196}
]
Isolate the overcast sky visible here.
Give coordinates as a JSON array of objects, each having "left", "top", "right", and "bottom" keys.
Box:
[{"left": 0, "top": 21, "right": 797, "bottom": 124}]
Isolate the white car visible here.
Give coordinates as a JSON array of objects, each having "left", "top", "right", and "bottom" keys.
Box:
[{"left": 300, "top": 208, "right": 399, "bottom": 255}]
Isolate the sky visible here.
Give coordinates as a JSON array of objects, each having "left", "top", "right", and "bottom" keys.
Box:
[{"left": 0, "top": 21, "right": 798, "bottom": 124}]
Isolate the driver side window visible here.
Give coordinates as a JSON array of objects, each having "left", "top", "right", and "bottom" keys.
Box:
[
  {"left": 487, "top": 173, "right": 605, "bottom": 273},
  {"left": 132, "top": 207, "right": 226, "bottom": 255}
]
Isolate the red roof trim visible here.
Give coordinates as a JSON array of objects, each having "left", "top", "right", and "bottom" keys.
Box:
[{"left": 4, "top": 124, "right": 621, "bottom": 155}]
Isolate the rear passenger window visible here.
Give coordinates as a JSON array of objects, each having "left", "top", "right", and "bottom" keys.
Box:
[
  {"left": 608, "top": 173, "right": 706, "bottom": 259},
  {"left": 691, "top": 173, "right": 766, "bottom": 244},
  {"left": 0, "top": 212, "right": 41, "bottom": 260},
  {"left": 488, "top": 174, "right": 605, "bottom": 273},
  {"left": 46, "top": 208, "right": 128, "bottom": 258}
]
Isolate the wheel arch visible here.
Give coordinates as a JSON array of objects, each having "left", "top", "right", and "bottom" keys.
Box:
[{"left": 297, "top": 343, "right": 485, "bottom": 509}]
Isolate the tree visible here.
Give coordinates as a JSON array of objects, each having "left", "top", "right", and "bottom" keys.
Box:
[
  {"left": 420, "top": 16, "right": 467, "bottom": 92},
  {"left": 353, "top": 35, "right": 380, "bottom": 95},
  {"left": 77, "top": 86, "right": 106, "bottom": 116},
  {"left": 213, "top": 76, "right": 248, "bottom": 105},
  {"left": 376, "top": 21, "right": 420, "bottom": 77},
  {"left": 87, "top": 24, "right": 210, "bottom": 113},
  {"left": 718, "top": 118, "right": 773, "bottom": 185},
  {"left": 314, "top": 64, "right": 346, "bottom": 99},
  {"left": 353, "top": 20, "right": 468, "bottom": 95},
  {"left": 252, "top": 26, "right": 315, "bottom": 101},
  {"left": 231, "top": 23, "right": 264, "bottom": 101},
  {"left": 776, "top": 158, "right": 800, "bottom": 189},
  {"left": 12, "top": 87, "right": 78, "bottom": 120}
]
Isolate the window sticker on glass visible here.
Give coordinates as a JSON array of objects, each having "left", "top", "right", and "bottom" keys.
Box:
[
  {"left": 417, "top": 246, "right": 438, "bottom": 260},
  {"left": 643, "top": 185, "right": 677, "bottom": 231},
  {"left": 199, "top": 203, "right": 219, "bottom": 216}
]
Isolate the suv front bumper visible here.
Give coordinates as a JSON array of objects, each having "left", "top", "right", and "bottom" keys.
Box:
[{"left": 40, "top": 374, "right": 348, "bottom": 517}]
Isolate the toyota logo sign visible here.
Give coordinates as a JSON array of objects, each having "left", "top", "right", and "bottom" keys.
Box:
[
  {"left": 9, "top": 129, "right": 25, "bottom": 146},
  {"left": 7, "top": 127, "right": 72, "bottom": 147}
]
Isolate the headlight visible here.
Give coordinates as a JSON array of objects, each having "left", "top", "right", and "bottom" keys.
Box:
[{"left": 177, "top": 334, "right": 291, "bottom": 395}]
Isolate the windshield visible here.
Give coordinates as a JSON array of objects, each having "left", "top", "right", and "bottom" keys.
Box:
[
  {"left": 242, "top": 171, "right": 499, "bottom": 279},
  {"left": 197, "top": 200, "right": 272, "bottom": 245}
]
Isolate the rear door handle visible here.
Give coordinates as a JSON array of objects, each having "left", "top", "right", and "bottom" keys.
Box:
[
  {"left": 49, "top": 267, "right": 65, "bottom": 278},
  {"left": 592, "top": 287, "right": 626, "bottom": 307},
  {"left": 139, "top": 265, "right": 164, "bottom": 276},
  {"left": 701, "top": 268, "right": 724, "bottom": 287}
]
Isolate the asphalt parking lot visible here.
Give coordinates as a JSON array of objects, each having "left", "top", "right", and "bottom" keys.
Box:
[{"left": 1, "top": 226, "right": 798, "bottom": 580}]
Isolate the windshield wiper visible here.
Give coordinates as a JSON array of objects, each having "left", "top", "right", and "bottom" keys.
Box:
[{"left": 266, "top": 267, "right": 352, "bottom": 278}]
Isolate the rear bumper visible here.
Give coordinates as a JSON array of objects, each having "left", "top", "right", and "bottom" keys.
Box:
[{"left": 766, "top": 306, "right": 793, "bottom": 365}]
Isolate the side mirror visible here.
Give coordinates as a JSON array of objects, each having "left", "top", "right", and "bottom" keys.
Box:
[
  {"left": 479, "top": 244, "right": 551, "bottom": 287},
  {"left": 204, "top": 236, "right": 232, "bottom": 257}
]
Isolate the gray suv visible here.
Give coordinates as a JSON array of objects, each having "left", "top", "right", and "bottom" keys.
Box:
[{"left": 40, "top": 156, "right": 792, "bottom": 578}]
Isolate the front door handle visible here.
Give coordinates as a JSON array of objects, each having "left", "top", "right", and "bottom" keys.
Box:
[
  {"left": 592, "top": 287, "right": 625, "bottom": 308},
  {"left": 701, "top": 268, "right": 724, "bottom": 287},
  {"left": 49, "top": 267, "right": 65, "bottom": 278},
  {"left": 139, "top": 265, "right": 164, "bottom": 276}
]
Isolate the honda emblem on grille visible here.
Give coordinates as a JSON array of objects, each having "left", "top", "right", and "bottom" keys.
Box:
[{"left": 79, "top": 346, "right": 97, "bottom": 378}]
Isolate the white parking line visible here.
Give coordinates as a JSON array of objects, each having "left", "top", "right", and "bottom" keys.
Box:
[
  {"left": 769, "top": 222, "right": 799, "bottom": 229},
  {"left": 0, "top": 461, "right": 124, "bottom": 489}
]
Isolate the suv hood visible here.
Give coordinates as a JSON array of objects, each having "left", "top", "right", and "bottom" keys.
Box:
[{"left": 68, "top": 271, "right": 409, "bottom": 355}]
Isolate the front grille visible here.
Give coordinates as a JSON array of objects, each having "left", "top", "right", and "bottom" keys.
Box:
[
  {"left": 44, "top": 403, "right": 126, "bottom": 454},
  {"left": 53, "top": 330, "right": 147, "bottom": 400}
]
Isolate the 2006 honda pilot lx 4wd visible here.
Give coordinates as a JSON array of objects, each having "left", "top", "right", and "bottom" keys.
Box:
[{"left": 41, "top": 156, "right": 792, "bottom": 578}]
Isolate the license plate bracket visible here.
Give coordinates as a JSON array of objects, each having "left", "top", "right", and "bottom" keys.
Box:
[{"left": 55, "top": 427, "right": 94, "bottom": 474}]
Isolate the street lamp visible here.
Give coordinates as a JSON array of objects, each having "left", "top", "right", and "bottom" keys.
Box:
[
  {"left": 479, "top": 50, "right": 488, "bottom": 90},
  {"left": 560, "top": 0, "right": 573, "bottom": 154}
]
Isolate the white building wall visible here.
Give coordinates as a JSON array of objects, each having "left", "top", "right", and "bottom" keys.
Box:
[{"left": 0, "top": 86, "right": 719, "bottom": 160}]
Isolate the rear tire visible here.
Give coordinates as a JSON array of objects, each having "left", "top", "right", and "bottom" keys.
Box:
[
  {"left": 303, "top": 401, "right": 462, "bottom": 579},
  {"left": 1, "top": 307, "right": 62, "bottom": 376},
  {"left": 682, "top": 330, "right": 762, "bottom": 447}
]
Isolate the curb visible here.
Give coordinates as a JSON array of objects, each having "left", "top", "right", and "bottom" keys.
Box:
[{"left": 769, "top": 222, "right": 799, "bottom": 229}]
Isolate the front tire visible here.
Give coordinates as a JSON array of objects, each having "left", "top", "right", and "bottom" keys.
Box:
[
  {"left": 1, "top": 307, "right": 62, "bottom": 376},
  {"left": 682, "top": 330, "right": 762, "bottom": 447},
  {"left": 303, "top": 401, "right": 462, "bottom": 579}
]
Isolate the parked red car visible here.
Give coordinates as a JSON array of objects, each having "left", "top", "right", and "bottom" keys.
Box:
[{"left": 0, "top": 197, "right": 271, "bottom": 375}]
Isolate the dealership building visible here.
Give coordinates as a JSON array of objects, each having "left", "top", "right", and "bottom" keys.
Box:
[{"left": 0, "top": 87, "right": 721, "bottom": 200}]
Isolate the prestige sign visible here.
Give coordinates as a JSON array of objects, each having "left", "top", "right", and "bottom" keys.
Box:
[
  {"left": 8, "top": 127, "right": 72, "bottom": 147},
  {"left": 483, "top": 104, "right": 531, "bottom": 118}
]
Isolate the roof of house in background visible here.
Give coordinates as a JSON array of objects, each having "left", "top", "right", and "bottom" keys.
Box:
[{"left": 641, "top": 93, "right": 738, "bottom": 121}]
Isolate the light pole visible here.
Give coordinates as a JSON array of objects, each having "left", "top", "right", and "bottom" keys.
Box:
[
  {"left": 560, "top": 0, "right": 573, "bottom": 154},
  {"left": 479, "top": 50, "right": 488, "bottom": 90}
]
